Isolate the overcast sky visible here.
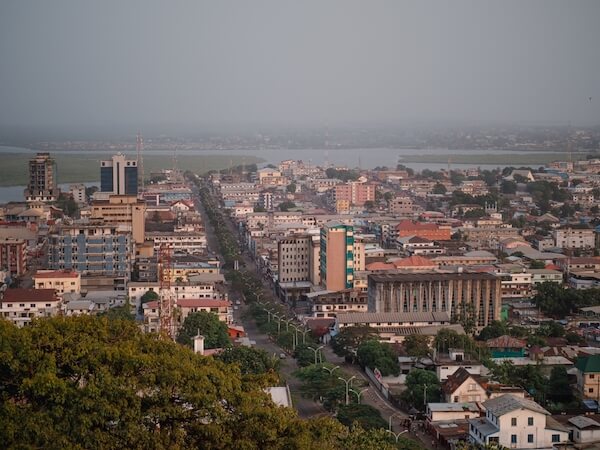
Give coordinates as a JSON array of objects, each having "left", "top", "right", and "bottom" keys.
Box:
[{"left": 1, "top": 0, "right": 599, "bottom": 131}]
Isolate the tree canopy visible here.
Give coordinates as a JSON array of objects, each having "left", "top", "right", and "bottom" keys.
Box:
[
  {"left": 0, "top": 316, "right": 402, "bottom": 450},
  {"left": 176, "top": 311, "right": 231, "bottom": 349},
  {"left": 356, "top": 340, "right": 400, "bottom": 376},
  {"left": 403, "top": 335, "right": 431, "bottom": 358},
  {"left": 331, "top": 326, "right": 377, "bottom": 361},
  {"left": 533, "top": 282, "right": 600, "bottom": 317},
  {"left": 400, "top": 369, "right": 441, "bottom": 410}
]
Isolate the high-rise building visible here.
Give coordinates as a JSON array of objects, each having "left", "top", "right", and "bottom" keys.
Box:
[
  {"left": 367, "top": 271, "right": 501, "bottom": 326},
  {"left": 48, "top": 222, "right": 133, "bottom": 281},
  {"left": 320, "top": 223, "right": 354, "bottom": 291},
  {"left": 90, "top": 195, "right": 146, "bottom": 244},
  {"left": 100, "top": 153, "right": 138, "bottom": 196},
  {"left": 0, "top": 238, "right": 27, "bottom": 277},
  {"left": 333, "top": 182, "right": 375, "bottom": 206},
  {"left": 24, "top": 153, "right": 59, "bottom": 202}
]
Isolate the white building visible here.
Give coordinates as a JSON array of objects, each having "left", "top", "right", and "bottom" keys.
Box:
[
  {"left": 69, "top": 184, "right": 87, "bottom": 205},
  {"left": 145, "top": 232, "right": 207, "bottom": 255},
  {"left": 553, "top": 228, "right": 595, "bottom": 250},
  {"left": 469, "top": 395, "right": 569, "bottom": 449},
  {"left": 427, "top": 402, "right": 482, "bottom": 422},
  {"left": 0, "top": 288, "right": 60, "bottom": 327}
]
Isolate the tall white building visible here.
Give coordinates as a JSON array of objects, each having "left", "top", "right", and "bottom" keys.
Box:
[{"left": 100, "top": 153, "right": 138, "bottom": 195}]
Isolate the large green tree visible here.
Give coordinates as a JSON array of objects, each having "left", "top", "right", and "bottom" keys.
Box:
[
  {"left": 176, "top": 311, "right": 231, "bottom": 349},
  {"left": 403, "top": 335, "right": 431, "bottom": 358},
  {"left": 331, "top": 326, "right": 377, "bottom": 361},
  {"left": 400, "top": 369, "right": 441, "bottom": 410},
  {"left": 0, "top": 316, "right": 401, "bottom": 450},
  {"left": 336, "top": 404, "right": 387, "bottom": 430},
  {"left": 547, "top": 366, "right": 573, "bottom": 403},
  {"left": 216, "top": 346, "right": 279, "bottom": 377},
  {"left": 356, "top": 340, "right": 400, "bottom": 376}
]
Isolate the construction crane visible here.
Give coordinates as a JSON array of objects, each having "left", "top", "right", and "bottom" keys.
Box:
[
  {"left": 136, "top": 132, "right": 145, "bottom": 194},
  {"left": 158, "top": 244, "right": 175, "bottom": 340}
]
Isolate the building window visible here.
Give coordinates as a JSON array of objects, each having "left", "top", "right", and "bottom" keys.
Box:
[
  {"left": 527, "top": 434, "right": 534, "bottom": 443},
  {"left": 511, "top": 435, "right": 517, "bottom": 444},
  {"left": 511, "top": 418, "right": 517, "bottom": 426},
  {"left": 552, "top": 435, "right": 560, "bottom": 443}
]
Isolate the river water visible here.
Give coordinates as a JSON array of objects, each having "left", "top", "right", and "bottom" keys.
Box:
[{"left": 0, "top": 145, "right": 562, "bottom": 203}]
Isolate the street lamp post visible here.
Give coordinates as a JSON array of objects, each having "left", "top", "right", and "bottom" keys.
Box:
[
  {"left": 308, "top": 345, "right": 324, "bottom": 365},
  {"left": 337, "top": 375, "right": 356, "bottom": 405},
  {"left": 349, "top": 387, "right": 369, "bottom": 404},
  {"left": 385, "top": 429, "right": 408, "bottom": 443},
  {"left": 322, "top": 365, "right": 340, "bottom": 375}
]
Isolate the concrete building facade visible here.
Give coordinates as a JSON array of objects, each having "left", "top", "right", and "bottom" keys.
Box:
[
  {"left": 0, "top": 238, "right": 27, "bottom": 277},
  {"left": 25, "top": 153, "right": 59, "bottom": 202},
  {"left": 90, "top": 195, "right": 146, "bottom": 244},
  {"left": 320, "top": 223, "right": 355, "bottom": 291},
  {"left": 367, "top": 271, "right": 502, "bottom": 326},
  {"left": 100, "top": 153, "right": 138, "bottom": 196}
]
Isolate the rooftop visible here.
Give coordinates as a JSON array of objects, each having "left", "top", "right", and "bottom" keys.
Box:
[
  {"left": 369, "top": 271, "right": 498, "bottom": 283},
  {"left": 483, "top": 394, "right": 548, "bottom": 417},
  {"left": 34, "top": 270, "right": 80, "bottom": 279},
  {"left": 337, "top": 311, "right": 450, "bottom": 325},
  {"left": 2, "top": 288, "right": 58, "bottom": 303}
]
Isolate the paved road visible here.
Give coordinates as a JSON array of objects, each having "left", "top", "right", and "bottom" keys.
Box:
[
  {"left": 192, "top": 179, "right": 435, "bottom": 447},
  {"left": 192, "top": 181, "right": 328, "bottom": 418}
]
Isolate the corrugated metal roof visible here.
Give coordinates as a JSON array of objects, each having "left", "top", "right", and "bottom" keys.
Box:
[
  {"left": 483, "top": 394, "right": 548, "bottom": 416},
  {"left": 337, "top": 311, "right": 450, "bottom": 324}
]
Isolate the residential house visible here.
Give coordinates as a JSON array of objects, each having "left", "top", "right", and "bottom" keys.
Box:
[
  {"left": 442, "top": 367, "right": 488, "bottom": 403},
  {"left": 468, "top": 395, "right": 569, "bottom": 449},
  {"left": 575, "top": 355, "right": 600, "bottom": 401},
  {"left": 486, "top": 335, "right": 527, "bottom": 358}
]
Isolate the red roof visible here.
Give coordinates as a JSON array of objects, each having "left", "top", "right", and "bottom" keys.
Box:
[
  {"left": 34, "top": 270, "right": 80, "bottom": 279},
  {"left": 396, "top": 220, "right": 439, "bottom": 231},
  {"left": 366, "top": 262, "right": 396, "bottom": 271},
  {"left": 2, "top": 288, "right": 58, "bottom": 303},
  {"left": 486, "top": 335, "right": 526, "bottom": 349},
  {"left": 393, "top": 255, "right": 437, "bottom": 268}
]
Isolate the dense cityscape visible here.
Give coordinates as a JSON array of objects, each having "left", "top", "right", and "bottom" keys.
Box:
[{"left": 2, "top": 144, "right": 600, "bottom": 448}]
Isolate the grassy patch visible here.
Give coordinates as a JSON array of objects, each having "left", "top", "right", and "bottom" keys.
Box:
[
  {"left": 399, "top": 152, "right": 571, "bottom": 166},
  {"left": 0, "top": 153, "right": 263, "bottom": 186}
]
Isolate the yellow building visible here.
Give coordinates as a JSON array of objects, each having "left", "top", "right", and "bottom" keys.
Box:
[{"left": 90, "top": 195, "right": 146, "bottom": 244}]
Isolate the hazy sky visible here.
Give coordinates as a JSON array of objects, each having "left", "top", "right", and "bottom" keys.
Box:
[{"left": 1, "top": 0, "right": 599, "bottom": 130}]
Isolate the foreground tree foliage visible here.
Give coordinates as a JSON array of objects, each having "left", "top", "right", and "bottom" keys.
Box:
[{"left": 0, "top": 316, "right": 405, "bottom": 449}]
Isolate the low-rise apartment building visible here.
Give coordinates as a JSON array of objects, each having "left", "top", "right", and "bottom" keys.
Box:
[
  {"left": 33, "top": 270, "right": 81, "bottom": 296},
  {"left": 553, "top": 227, "right": 595, "bottom": 250},
  {"left": 143, "top": 298, "right": 232, "bottom": 334},
  {"left": 0, "top": 288, "right": 60, "bottom": 327}
]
